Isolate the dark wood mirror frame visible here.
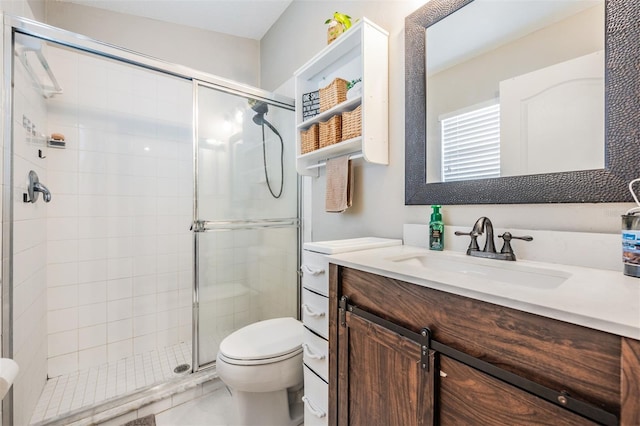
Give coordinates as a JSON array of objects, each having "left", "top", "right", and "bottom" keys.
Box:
[{"left": 405, "top": 0, "right": 640, "bottom": 205}]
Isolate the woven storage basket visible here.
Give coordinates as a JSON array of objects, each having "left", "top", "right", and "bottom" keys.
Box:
[
  {"left": 342, "top": 105, "right": 362, "bottom": 140},
  {"left": 319, "top": 78, "right": 348, "bottom": 112},
  {"left": 300, "top": 124, "right": 319, "bottom": 154},
  {"left": 319, "top": 115, "right": 342, "bottom": 148}
]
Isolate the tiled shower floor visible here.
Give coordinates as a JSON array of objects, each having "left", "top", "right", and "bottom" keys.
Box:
[{"left": 30, "top": 342, "right": 193, "bottom": 424}]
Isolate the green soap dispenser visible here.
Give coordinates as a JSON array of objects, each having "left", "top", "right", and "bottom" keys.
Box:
[{"left": 429, "top": 205, "right": 444, "bottom": 251}]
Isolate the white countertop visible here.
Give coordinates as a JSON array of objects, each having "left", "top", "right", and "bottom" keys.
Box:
[
  {"left": 328, "top": 245, "right": 640, "bottom": 340},
  {"left": 303, "top": 237, "right": 402, "bottom": 254}
]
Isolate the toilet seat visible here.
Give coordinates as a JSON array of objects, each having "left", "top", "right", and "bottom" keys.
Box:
[{"left": 218, "top": 317, "right": 303, "bottom": 366}]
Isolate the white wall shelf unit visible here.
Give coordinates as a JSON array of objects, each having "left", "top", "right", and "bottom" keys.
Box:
[{"left": 294, "top": 18, "right": 389, "bottom": 176}]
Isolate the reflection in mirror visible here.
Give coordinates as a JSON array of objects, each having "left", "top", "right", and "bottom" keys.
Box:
[
  {"left": 405, "top": 0, "right": 640, "bottom": 205},
  {"left": 426, "top": 0, "right": 604, "bottom": 183}
]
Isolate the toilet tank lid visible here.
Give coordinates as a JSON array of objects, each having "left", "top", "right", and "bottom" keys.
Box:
[{"left": 219, "top": 317, "right": 303, "bottom": 361}]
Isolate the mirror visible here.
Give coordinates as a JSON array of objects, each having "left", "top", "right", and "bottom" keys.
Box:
[
  {"left": 405, "top": 0, "right": 640, "bottom": 204},
  {"left": 427, "top": 0, "right": 604, "bottom": 183}
]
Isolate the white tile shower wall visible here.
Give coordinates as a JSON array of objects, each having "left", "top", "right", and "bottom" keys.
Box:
[
  {"left": 44, "top": 46, "right": 193, "bottom": 378},
  {"left": 12, "top": 42, "right": 50, "bottom": 426}
]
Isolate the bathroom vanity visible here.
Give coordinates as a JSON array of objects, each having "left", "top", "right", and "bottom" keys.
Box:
[{"left": 327, "top": 247, "right": 640, "bottom": 425}]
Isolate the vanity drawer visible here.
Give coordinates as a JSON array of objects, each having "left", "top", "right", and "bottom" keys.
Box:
[
  {"left": 302, "top": 288, "right": 328, "bottom": 339},
  {"left": 303, "top": 364, "right": 328, "bottom": 426},
  {"left": 303, "top": 326, "right": 329, "bottom": 382},
  {"left": 301, "top": 250, "right": 329, "bottom": 296}
]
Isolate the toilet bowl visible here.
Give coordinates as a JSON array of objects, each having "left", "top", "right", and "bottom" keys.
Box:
[{"left": 216, "top": 317, "right": 304, "bottom": 426}]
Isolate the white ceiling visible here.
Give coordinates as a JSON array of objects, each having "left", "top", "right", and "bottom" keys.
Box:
[{"left": 54, "top": 0, "right": 294, "bottom": 40}]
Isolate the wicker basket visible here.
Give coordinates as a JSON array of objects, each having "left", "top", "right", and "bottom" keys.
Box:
[
  {"left": 319, "top": 115, "right": 342, "bottom": 148},
  {"left": 342, "top": 105, "right": 362, "bottom": 140},
  {"left": 319, "top": 78, "right": 348, "bottom": 112},
  {"left": 300, "top": 124, "right": 319, "bottom": 154}
]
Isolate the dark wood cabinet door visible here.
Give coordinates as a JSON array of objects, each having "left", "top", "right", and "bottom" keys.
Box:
[
  {"left": 438, "top": 355, "right": 597, "bottom": 425},
  {"left": 337, "top": 310, "right": 435, "bottom": 426}
]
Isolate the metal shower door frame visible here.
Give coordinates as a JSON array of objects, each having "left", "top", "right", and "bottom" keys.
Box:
[{"left": 1, "top": 14, "right": 297, "bottom": 425}]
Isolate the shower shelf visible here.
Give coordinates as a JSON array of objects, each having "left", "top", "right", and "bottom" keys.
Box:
[{"left": 294, "top": 18, "right": 389, "bottom": 176}]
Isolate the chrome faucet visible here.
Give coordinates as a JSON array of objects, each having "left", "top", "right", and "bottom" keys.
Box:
[
  {"left": 25, "top": 170, "right": 52, "bottom": 203},
  {"left": 455, "top": 216, "right": 532, "bottom": 261},
  {"left": 33, "top": 181, "right": 52, "bottom": 202}
]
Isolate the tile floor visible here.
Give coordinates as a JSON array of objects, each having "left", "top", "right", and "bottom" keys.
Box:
[
  {"left": 155, "top": 386, "right": 237, "bottom": 425},
  {"left": 30, "top": 341, "right": 193, "bottom": 424}
]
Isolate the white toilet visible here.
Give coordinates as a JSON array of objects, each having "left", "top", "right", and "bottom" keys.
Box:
[{"left": 216, "top": 317, "right": 304, "bottom": 426}]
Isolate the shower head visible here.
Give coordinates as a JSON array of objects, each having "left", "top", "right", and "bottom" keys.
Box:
[
  {"left": 253, "top": 113, "right": 264, "bottom": 126},
  {"left": 254, "top": 114, "right": 281, "bottom": 140},
  {"left": 249, "top": 98, "right": 281, "bottom": 141},
  {"left": 250, "top": 100, "right": 269, "bottom": 115},
  {"left": 250, "top": 100, "right": 269, "bottom": 127}
]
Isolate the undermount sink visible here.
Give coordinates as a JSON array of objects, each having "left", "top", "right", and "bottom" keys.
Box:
[{"left": 388, "top": 252, "right": 571, "bottom": 288}]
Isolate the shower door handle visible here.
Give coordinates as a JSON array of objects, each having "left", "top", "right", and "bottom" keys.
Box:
[{"left": 196, "top": 218, "right": 299, "bottom": 232}]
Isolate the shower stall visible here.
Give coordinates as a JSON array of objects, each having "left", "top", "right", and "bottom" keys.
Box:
[{"left": 2, "top": 15, "right": 299, "bottom": 425}]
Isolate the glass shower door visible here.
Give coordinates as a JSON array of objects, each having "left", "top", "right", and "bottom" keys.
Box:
[{"left": 193, "top": 82, "right": 298, "bottom": 368}]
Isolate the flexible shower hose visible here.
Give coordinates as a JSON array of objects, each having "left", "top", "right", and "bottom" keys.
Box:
[{"left": 260, "top": 120, "right": 284, "bottom": 199}]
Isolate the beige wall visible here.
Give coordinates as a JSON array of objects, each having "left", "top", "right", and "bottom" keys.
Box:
[
  {"left": 262, "top": 1, "right": 633, "bottom": 244},
  {"left": 26, "top": 0, "right": 45, "bottom": 21},
  {"left": 2, "top": 0, "right": 38, "bottom": 19},
  {"left": 45, "top": 1, "right": 261, "bottom": 87}
]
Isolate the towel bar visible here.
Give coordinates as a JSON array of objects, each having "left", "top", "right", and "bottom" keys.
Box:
[
  {"left": 306, "top": 153, "right": 364, "bottom": 170},
  {"left": 17, "top": 47, "right": 63, "bottom": 98}
]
